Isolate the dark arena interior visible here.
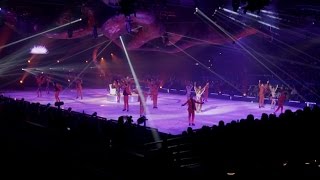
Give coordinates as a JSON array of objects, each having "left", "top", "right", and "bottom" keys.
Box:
[{"left": 1, "top": 0, "right": 320, "bottom": 178}]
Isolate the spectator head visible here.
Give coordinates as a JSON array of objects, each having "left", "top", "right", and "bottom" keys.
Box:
[
  {"left": 247, "top": 114, "right": 254, "bottom": 121},
  {"left": 218, "top": 120, "right": 225, "bottom": 127}
]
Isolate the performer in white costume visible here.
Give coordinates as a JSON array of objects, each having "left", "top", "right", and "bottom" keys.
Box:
[
  {"left": 269, "top": 84, "right": 278, "bottom": 109},
  {"left": 193, "top": 82, "right": 208, "bottom": 113}
]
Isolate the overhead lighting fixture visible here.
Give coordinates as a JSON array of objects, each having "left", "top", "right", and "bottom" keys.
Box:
[
  {"left": 223, "top": 8, "right": 240, "bottom": 15},
  {"left": 243, "top": 0, "right": 271, "bottom": 14},
  {"left": 257, "top": 20, "right": 280, "bottom": 30},
  {"left": 261, "top": 10, "right": 277, "bottom": 15},
  {"left": 247, "top": 12, "right": 261, "bottom": 18},
  {"left": 30, "top": 45, "right": 48, "bottom": 54},
  {"left": 232, "top": 0, "right": 241, "bottom": 12}
]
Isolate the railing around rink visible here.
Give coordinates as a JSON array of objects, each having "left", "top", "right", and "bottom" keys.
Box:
[{"left": 158, "top": 87, "right": 316, "bottom": 108}]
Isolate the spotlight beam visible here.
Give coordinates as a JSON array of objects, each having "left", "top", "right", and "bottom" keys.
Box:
[
  {"left": 65, "top": 40, "right": 113, "bottom": 91},
  {"left": 0, "top": 18, "right": 82, "bottom": 50},
  {"left": 195, "top": 9, "right": 239, "bottom": 44},
  {"left": 194, "top": 12, "right": 227, "bottom": 40},
  {"left": 119, "top": 36, "right": 145, "bottom": 107},
  {"left": 240, "top": 8, "right": 320, "bottom": 38},
  {"left": 195, "top": 8, "right": 299, "bottom": 99},
  {"left": 92, "top": 41, "right": 113, "bottom": 77},
  {"left": 165, "top": 32, "right": 240, "bottom": 52},
  {"left": 225, "top": 7, "right": 320, "bottom": 41},
  {"left": 166, "top": 32, "right": 220, "bottom": 45},
  {"left": 244, "top": 44, "right": 312, "bottom": 101},
  {"left": 169, "top": 41, "right": 242, "bottom": 94},
  {"left": 222, "top": 8, "right": 280, "bottom": 30},
  {"left": 119, "top": 36, "right": 160, "bottom": 143},
  {"left": 44, "top": 40, "right": 108, "bottom": 69},
  {"left": 0, "top": 49, "right": 30, "bottom": 74},
  {"left": 217, "top": 10, "right": 320, "bottom": 63},
  {"left": 244, "top": 41, "right": 320, "bottom": 100},
  {"left": 0, "top": 77, "right": 22, "bottom": 89},
  {"left": 258, "top": 54, "right": 320, "bottom": 70},
  {"left": 120, "top": 36, "right": 148, "bottom": 113},
  {"left": 265, "top": 14, "right": 282, "bottom": 20},
  {"left": 217, "top": 10, "right": 319, "bottom": 100}
]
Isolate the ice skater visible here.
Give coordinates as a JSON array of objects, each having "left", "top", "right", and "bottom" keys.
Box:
[
  {"left": 36, "top": 74, "right": 45, "bottom": 97},
  {"left": 269, "top": 84, "right": 278, "bottom": 109},
  {"left": 258, "top": 80, "right": 269, "bottom": 108},
  {"left": 274, "top": 91, "right": 287, "bottom": 114},
  {"left": 149, "top": 79, "right": 161, "bottom": 109},
  {"left": 75, "top": 78, "right": 83, "bottom": 99},
  {"left": 182, "top": 94, "right": 204, "bottom": 126},
  {"left": 53, "top": 82, "right": 62, "bottom": 102},
  {"left": 194, "top": 82, "right": 208, "bottom": 113},
  {"left": 122, "top": 82, "right": 131, "bottom": 112},
  {"left": 113, "top": 80, "right": 121, "bottom": 103}
]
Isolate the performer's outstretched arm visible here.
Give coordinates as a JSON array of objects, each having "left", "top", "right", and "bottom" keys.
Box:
[
  {"left": 182, "top": 101, "right": 188, "bottom": 106},
  {"left": 199, "top": 84, "right": 208, "bottom": 95}
]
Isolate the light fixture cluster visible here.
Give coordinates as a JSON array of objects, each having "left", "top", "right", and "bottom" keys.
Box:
[{"left": 30, "top": 45, "right": 48, "bottom": 54}]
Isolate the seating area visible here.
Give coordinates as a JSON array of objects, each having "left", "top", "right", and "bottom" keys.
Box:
[
  {"left": 1, "top": 95, "right": 319, "bottom": 178},
  {"left": 0, "top": 95, "right": 170, "bottom": 178}
]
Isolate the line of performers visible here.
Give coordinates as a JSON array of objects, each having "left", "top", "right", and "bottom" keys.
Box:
[
  {"left": 35, "top": 74, "right": 288, "bottom": 126},
  {"left": 258, "top": 80, "right": 288, "bottom": 114},
  {"left": 111, "top": 77, "right": 161, "bottom": 116},
  {"left": 182, "top": 80, "right": 288, "bottom": 126},
  {"left": 112, "top": 79, "right": 209, "bottom": 125},
  {"left": 36, "top": 74, "right": 83, "bottom": 103}
]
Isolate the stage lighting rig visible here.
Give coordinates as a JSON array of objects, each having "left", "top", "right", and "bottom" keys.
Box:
[
  {"left": 119, "top": 0, "right": 136, "bottom": 17},
  {"left": 243, "top": 0, "right": 271, "bottom": 14},
  {"left": 30, "top": 45, "right": 48, "bottom": 54},
  {"left": 232, "top": 0, "right": 241, "bottom": 12}
]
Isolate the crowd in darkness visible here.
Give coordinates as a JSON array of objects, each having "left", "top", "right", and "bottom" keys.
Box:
[
  {"left": 1, "top": 94, "right": 320, "bottom": 178},
  {"left": 0, "top": 95, "right": 170, "bottom": 178},
  {"left": 180, "top": 106, "right": 320, "bottom": 177}
]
